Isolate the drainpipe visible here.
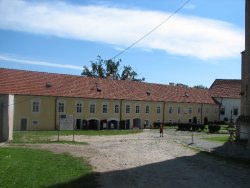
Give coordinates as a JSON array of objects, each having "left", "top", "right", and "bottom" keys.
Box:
[
  {"left": 119, "top": 99, "right": 123, "bottom": 129},
  {"left": 163, "top": 101, "right": 166, "bottom": 124},
  {"left": 219, "top": 97, "right": 223, "bottom": 121},
  {"left": 55, "top": 97, "right": 58, "bottom": 130},
  {"left": 200, "top": 103, "right": 203, "bottom": 125}
]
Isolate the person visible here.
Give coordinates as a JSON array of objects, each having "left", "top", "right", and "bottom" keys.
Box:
[{"left": 159, "top": 123, "right": 163, "bottom": 137}]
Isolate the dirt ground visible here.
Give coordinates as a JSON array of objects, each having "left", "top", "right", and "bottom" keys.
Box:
[{"left": 13, "top": 129, "right": 250, "bottom": 188}]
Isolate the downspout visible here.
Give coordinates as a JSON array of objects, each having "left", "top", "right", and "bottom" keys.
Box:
[
  {"left": 219, "top": 97, "right": 223, "bottom": 121},
  {"left": 55, "top": 97, "right": 58, "bottom": 130},
  {"left": 119, "top": 99, "right": 123, "bottom": 129},
  {"left": 201, "top": 103, "right": 203, "bottom": 125},
  {"left": 163, "top": 101, "right": 166, "bottom": 124}
]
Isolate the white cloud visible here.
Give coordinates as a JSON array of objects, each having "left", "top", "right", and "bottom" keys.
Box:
[
  {"left": 0, "top": 0, "right": 244, "bottom": 60},
  {"left": 0, "top": 54, "right": 82, "bottom": 70}
]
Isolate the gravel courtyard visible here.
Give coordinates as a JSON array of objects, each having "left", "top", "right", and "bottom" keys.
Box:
[{"left": 32, "top": 129, "right": 250, "bottom": 188}]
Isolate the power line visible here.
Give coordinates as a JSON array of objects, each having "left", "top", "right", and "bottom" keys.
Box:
[{"left": 111, "top": 0, "right": 191, "bottom": 60}]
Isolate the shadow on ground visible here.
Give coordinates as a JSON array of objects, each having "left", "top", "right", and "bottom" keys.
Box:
[{"left": 46, "top": 146, "right": 250, "bottom": 188}]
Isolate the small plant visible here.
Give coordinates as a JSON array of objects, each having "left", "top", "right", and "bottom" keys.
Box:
[{"left": 208, "top": 124, "right": 221, "bottom": 133}]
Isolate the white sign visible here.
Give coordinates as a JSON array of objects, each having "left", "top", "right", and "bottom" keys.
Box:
[{"left": 59, "top": 115, "right": 74, "bottom": 130}]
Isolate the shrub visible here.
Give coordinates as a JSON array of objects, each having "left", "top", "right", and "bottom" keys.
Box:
[
  {"left": 208, "top": 124, "right": 221, "bottom": 133},
  {"left": 153, "top": 122, "right": 161, "bottom": 128}
]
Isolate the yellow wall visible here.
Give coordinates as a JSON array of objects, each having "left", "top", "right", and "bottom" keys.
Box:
[
  {"left": 14, "top": 95, "right": 56, "bottom": 130},
  {"left": 164, "top": 102, "right": 219, "bottom": 124},
  {"left": 13, "top": 95, "right": 219, "bottom": 130}
]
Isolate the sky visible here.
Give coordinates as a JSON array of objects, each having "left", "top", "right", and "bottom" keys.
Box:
[{"left": 0, "top": 0, "right": 245, "bottom": 87}]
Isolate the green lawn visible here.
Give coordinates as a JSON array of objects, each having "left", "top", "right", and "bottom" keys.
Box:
[
  {"left": 0, "top": 147, "right": 97, "bottom": 188},
  {"left": 202, "top": 135, "right": 230, "bottom": 143},
  {"left": 12, "top": 130, "right": 142, "bottom": 144}
]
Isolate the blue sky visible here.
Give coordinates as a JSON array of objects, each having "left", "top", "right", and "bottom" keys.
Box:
[{"left": 0, "top": 0, "right": 245, "bottom": 87}]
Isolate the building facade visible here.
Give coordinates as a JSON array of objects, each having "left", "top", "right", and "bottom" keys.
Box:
[
  {"left": 209, "top": 79, "right": 241, "bottom": 123},
  {"left": 0, "top": 68, "right": 219, "bottom": 140}
]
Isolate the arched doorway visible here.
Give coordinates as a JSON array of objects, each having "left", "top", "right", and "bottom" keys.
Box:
[{"left": 88, "top": 119, "right": 99, "bottom": 130}]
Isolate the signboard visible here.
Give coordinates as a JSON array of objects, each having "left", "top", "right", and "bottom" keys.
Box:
[{"left": 59, "top": 115, "right": 74, "bottom": 130}]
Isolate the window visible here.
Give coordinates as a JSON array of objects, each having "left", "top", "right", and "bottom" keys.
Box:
[
  {"left": 58, "top": 102, "right": 64, "bottom": 113},
  {"left": 169, "top": 107, "right": 173, "bottom": 114},
  {"left": 157, "top": 106, "right": 161, "bottom": 114},
  {"left": 90, "top": 104, "right": 95, "bottom": 113},
  {"left": 233, "top": 108, "right": 238, "bottom": 116},
  {"left": 220, "top": 107, "right": 225, "bottom": 115},
  {"left": 126, "top": 104, "right": 130, "bottom": 113},
  {"left": 135, "top": 105, "right": 140, "bottom": 114},
  {"left": 32, "top": 120, "right": 39, "bottom": 125},
  {"left": 177, "top": 107, "right": 181, "bottom": 114},
  {"left": 32, "top": 101, "right": 40, "bottom": 113},
  {"left": 188, "top": 108, "right": 192, "bottom": 114},
  {"left": 198, "top": 107, "right": 201, "bottom": 114},
  {"left": 76, "top": 103, "right": 82, "bottom": 113},
  {"left": 103, "top": 104, "right": 108, "bottom": 113},
  {"left": 115, "top": 104, "right": 119, "bottom": 114},
  {"left": 145, "top": 105, "right": 150, "bottom": 114}
]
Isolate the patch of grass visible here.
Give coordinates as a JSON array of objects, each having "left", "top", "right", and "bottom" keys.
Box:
[
  {"left": 12, "top": 130, "right": 142, "bottom": 144},
  {"left": 74, "top": 129, "right": 143, "bottom": 136},
  {"left": 202, "top": 135, "right": 230, "bottom": 143},
  {"left": 0, "top": 147, "right": 97, "bottom": 188}
]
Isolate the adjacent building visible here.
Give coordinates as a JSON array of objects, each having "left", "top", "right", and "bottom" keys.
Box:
[
  {"left": 209, "top": 79, "right": 241, "bottom": 123},
  {"left": 0, "top": 68, "right": 220, "bottom": 141}
]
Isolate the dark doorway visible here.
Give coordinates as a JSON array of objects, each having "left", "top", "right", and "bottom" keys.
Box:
[
  {"left": 108, "top": 120, "right": 118, "bottom": 129},
  {"left": 100, "top": 120, "right": 107, "bottom": 130},
  {"left": 82, "top": 120, "right": 88, "bottom": 130},
  {"left": 76, "top": 119, "right": 81, "bottom": 130},
  {"left": 20, "top": 118, "right": 27, "bottom": 131},
  {"left": 204, "top": 117, "right": 208, "bottom": 125},
  {"left": 88, "top": 119, "right": 99, "bottom": 130},
  {"left": 125, "top": 119, "right": 130, "bottom": 129},
  {"left": 133, "top": 118, "right": 141, "bottom": 129}
]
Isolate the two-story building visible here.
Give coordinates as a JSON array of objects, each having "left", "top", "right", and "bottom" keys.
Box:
[{"left": 0, "top": 68, "right": 220, "bottom": 141}]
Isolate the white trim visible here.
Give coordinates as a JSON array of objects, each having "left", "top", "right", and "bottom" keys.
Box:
[
  {"left": 31, "top": 98, "right": 41, "bottom": 114},
  {"left": 8, "top": 95, "right": 14, "bottom": 140}
]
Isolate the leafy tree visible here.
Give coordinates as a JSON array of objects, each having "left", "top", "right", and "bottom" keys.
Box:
[
  {"left": 121, "top": 66, "right": 145, "bottom": 81},
  {"left": 175, "top": 83, "right": 189, "bottom": 88},
  {"left": 82, "top": 55, "right": 145, "bottom": 81},
  {"left": 193, "top": 85, "right": 208, "bottom": 89}
]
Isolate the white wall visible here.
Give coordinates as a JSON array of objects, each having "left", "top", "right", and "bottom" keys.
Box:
[
  {"left": 215, "top": 97, "right": 241, "bottom": 123},
  {"left": 0, "top": 94, "right": 14, "bottom": 141}
]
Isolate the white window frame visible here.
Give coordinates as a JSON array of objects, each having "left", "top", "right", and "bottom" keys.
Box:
[
  {"left": 135, "top": 104, "right": 140, "bottom": 114},
  {"left": 58, "top": 101, "right": 65, "bottom": 113},
  {"left": 169, "top": 106, "right": 173, "bottom": 114},
  {"left": 90, "top": 103, "right": 96, "bottom": 114},
  {"left": 76, "top": 102, "right": 83, "bottom": 113},
  {"left": 145, "top": 105, "right": 150, "bottom": 114},
  {"left": 188, "top": 108, "right": 192, "bottom": 114},
  {"left": 156, "top": 106, "right": 161, "bottom": 114},
  {"left": 114, "top": 104, "right": 119, "bottom": 114},
  {"left": 126, "top": 104, "right": 130, "bottom": 114},
  {"left": 32, "top": 99, "right": 40, "bottom": 114},
  {"left": 102, "top": 103, "right": 108, "bottom": 114}
]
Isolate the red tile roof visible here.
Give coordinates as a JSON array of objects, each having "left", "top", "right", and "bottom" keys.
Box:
[
  {"left": 0, "top": 68, "right": 216, "bottom": 104},
  {"left": 209, "top": 79, "right": 241, "bottom": 99}
]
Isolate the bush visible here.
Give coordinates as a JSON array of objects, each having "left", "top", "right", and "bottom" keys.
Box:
[
  {"left": 153, "top": 122, "right": 161, "bottom": 128},
  {"left": 208, "top": 124, "right": 221, "bottom": 133}
]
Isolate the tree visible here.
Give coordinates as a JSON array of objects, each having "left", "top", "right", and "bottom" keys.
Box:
[
  {"left": 193, "top": 85, "right": 208, "bottom": 89},
  {"left": 175, "top": 83, "right": 189, "bottom": 88},
  {"left": 121, "top": 66, "right": 145, "bottom": 81},
  {"left": 82, "top": 56, "right": 145, "bottom": 81}
]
